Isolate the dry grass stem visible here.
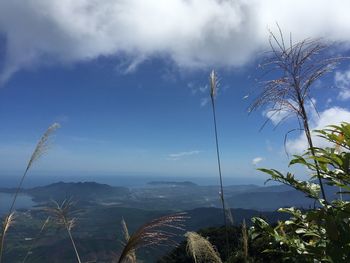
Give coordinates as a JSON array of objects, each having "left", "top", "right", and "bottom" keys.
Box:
[
  {"left": 46, "top": 199, "right": 81, "bottom": 263},
  {"left": 2, "top": 213, "right": 15, "bottom": 238},
  {"left": 242, "top": 220, "right": 249, "bottom": 262},
  {"left": 121, "top": 218, "right": 137, "bottom": 263},
  {"left": 0, "top": 123, "right": 60, "bottom": 263},
  {"left": 8, "top": 123, "right": 60, "bottom": 216},
  {"left": 186, "top": 232, "right": 222, "bottom": 263},
  {"left": 117, "top": 213, "right": 187, "bottom": 263},
  {"left": 226, "top": 207, "right": 234, "bottom": 226},
  {"left": 0, "top": 212, "right": 16, "bottom": 263},
  {"left": 250, "top": 27, "right": 343, "bottom": 202},
  {"left": 209, "top": 70, "right": 230, "bottom": 253}
]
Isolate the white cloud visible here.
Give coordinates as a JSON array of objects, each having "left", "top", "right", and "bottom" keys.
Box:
[
  {"left": 263, "top": 108, "right": 291, "bottom": 126},
  {"left": 252, "top": 157, "right": 264, "bottom": 165},
  {"left": 263, "top": 99, "right": 317, "bottom": 126},
  {"left": 1, "top": 0, "right": 350, "bottom": 81},
  {"left": 167, "top": 150, "right": 201, "bottom": 161},
  {"left": 335, "top": 69, "right": 350, "bottom": 100},
  {"left": 286, "top": 107, "right": 350, "bottom": 154}
]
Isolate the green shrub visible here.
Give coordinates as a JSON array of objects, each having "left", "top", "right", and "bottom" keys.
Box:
[{"left": 251, "top": 122, "right": 350, "bottom": 262}]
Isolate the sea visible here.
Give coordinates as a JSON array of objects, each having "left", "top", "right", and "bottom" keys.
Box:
[{"left": 0, "top": 193, "right": 36, "bottom": 215}]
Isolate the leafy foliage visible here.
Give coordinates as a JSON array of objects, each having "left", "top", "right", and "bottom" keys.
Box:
[{"left": 251, "top": 123, "right": 350, "bottom": 262}]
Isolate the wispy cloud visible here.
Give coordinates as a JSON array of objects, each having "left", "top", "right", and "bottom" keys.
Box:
[
  {"left": 115, "top": 55, "right": 147, "bottom": 74},
  {"left": 334, "top": 68, "right": 350, "bottom": 101},
  {"left": 188, "top": 82, "right": 211, "bottom": 107},
  {"left": 200, "top": 98, "right": 210, "bottom": 107},
  {"left": 252, "top": 157, "right": 264, "bottom": 166},
  {"left": 188, "top": 82, "right": 208, "bottom": 95},
  {"left": 167, "top": 150, "right": 201, "bottom": 161},
  {"left": 325, "top": 98, "right": 333, "bottom": 107}
]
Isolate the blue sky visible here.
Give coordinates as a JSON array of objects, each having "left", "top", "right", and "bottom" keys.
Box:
[{"left": 0, "top": 0, "right": 350, "bottom": 184}]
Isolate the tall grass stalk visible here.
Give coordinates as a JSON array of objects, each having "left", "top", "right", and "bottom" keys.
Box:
[
  {"left": 0, "top": 212, "right": 16, "bottom": 263},
  {"left": 46, "top": 199, "right": 81, "bottom": 263},
  {"left": 209, "top": 70, "right": 230, "bottom": 253},
  {"left": 117, "top": 213, "right": 186, "bottom": 263},
  {"left": 0, "top": 123, "right": 60, "bottom": 263},
  {"left": 121, "top": 218, "right": 137, "bottom": 263},
  {"left": 242, "top": 220, "right": 249, "bottom": 262},
  {"left": 251, "top": 27, "right": 343, "bottom": 203}
]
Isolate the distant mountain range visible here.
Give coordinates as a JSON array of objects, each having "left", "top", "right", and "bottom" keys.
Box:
[
  {"left": 1, "top": 180, "right": 337, "bottom": 263},
  {"left": 0, "top": 180, "right": 344, "bottom": 211}
]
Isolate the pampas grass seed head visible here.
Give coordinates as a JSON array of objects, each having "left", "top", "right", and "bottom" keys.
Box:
[
  {"left": 210, "top": 70, "right": 217, "bottom": 99},
  {"left": 186, "top": 231, "right": 222, "bottom": 263}
]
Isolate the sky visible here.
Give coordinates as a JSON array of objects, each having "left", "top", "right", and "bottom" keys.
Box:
[{"left": 1, "top": 0, "right": 350, "bottom": 184}]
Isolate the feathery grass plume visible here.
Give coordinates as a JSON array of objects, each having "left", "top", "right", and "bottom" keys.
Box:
[
  {"left": 0, "top": 123, "right": 60, "bottom": 263},
  {"left": 210, "top": 70, "right": 217, "bottom": 98},
  {"left": 226, "top": 206, "right": 234, "bottom": 226},
  {"left": 186, "top": 232, "right": 222, "bottom": 263},
  {"left": 46, "top": 199, "right": 81, "bottom": 263},
  {"left": 209, "top": 70, "right": 230, "bottom": 253},
  {"left": 25, "top": 123, "right": 60, "bottom": 174},
  {"left": 121, "top": 218, "right": 137, "bottom": 263},
  {"left": 250, "top": 26, "right": 344, "bottom": 203},
  {"left": 0, "top": 212, "right": 15, "bottom": 263},
  {"left": 22, "top": 216, "right": 50, "bottom": 263},
  {"left": 117, "top": 213, "right": 187, "bottom": 263},
  {"left": 1, "top": 213, "right": 15, "bottom": 241},
  {"left": 9, "top": 123, "right": 60, "bottom": 215},
  {"left": 242, "top": 220, "right": 249, "bottom": 262}
]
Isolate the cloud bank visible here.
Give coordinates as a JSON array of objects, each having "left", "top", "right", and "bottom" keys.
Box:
[
  {"left": 1, "top": 0, "right": 350, "bottom": 81},
  {"left": 286, "top": 107, "right": 350, "bottom": 154}
]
